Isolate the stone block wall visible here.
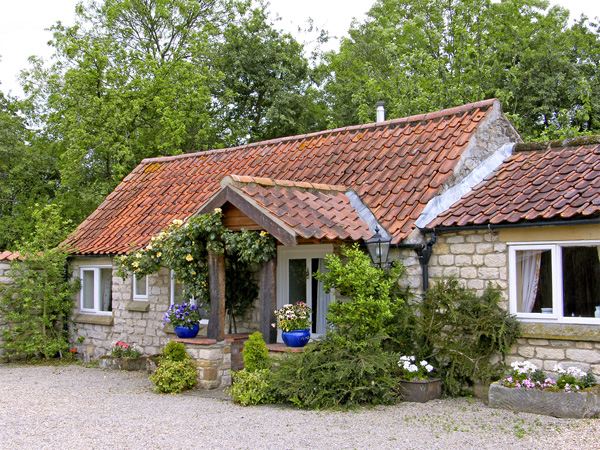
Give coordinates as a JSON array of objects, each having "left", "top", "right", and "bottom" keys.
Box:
[
  {"left": 70, "top": 258, "right": 179, "bottom": 360},
  {"left": 427, "top": 230, "right": 508, "bottom": 300},
  {"left": 0, "top": 261, "right": 11, "bottom": 362},
  {"left": 182, "top": 339, "right": 232, "bottom": 389},
  {"left": 507, "top": 337, "right": 600, "bottom": 377},
  {"left": 424, "top": 229, "right": 600, "bottom": 377}
]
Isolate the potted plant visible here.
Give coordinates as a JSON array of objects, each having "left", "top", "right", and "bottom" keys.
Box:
[
  {"left": 99, "top": 341, "right": 145, "bottom": 371},
  {"left": 163, "top": 302, "right": 203, "bottom": 338},
  {"left": 273, "top": 302, "right": 312, "bottom": 347},
  {"left": 489, "top": 361, "right": 599, "bottom": 418},
  {"left": 397, "top": 355, "right": 441, "bottom": 402}
]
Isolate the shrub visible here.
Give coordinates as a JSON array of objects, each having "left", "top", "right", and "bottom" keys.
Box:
[
  {"left": 313, "top": 244, "right": 405, "bottom": 342},
  {"left": 150, "top": 359, "right": 198, "bottom": 393},
  {"left": 242, "top": 332, "right": 270, "bottom": 372},
  {"left": 226, "top": 369, "right": 277, "bottom": 405},
  {"left": 387, "top": 277, "right": 521, "bottom": 396},
  {"left": 271, "top": 334, "right": 399, "bottom": 409},
  {"left": 163, "top": 341, "right": 189, "bottom": 362},
  {"left": 0, "top": 204, "right": 80, "bottom": 360}
]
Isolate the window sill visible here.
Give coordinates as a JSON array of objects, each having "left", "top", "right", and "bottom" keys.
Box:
[
  {"left": 520, "top": 322, "right": 600, "bottom": 342},
  {"left": 125, "top": 301, "right": 150, "bottom": 312},
  {"left": 73, "top": 313, "right": 114, "bottom": 326}
]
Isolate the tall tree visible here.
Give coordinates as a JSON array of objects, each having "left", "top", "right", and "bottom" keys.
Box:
[
  {"left": 0, "top": 92, "right": 59, "bottom": 251},
  {"left": 19, "top": 0, "right": 324, "bottom": 230},
  {"left": 324, "top": 0, "right": 600, "bottom": 139}
]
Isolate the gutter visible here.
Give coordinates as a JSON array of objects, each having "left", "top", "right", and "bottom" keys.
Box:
[{"left": 421, "top": 217, "right": 600, "bottom": 235}]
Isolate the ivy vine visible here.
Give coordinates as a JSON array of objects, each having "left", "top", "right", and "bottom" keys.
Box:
[{"left": 115, "top": 209, "right": 276, "bottom": 325}]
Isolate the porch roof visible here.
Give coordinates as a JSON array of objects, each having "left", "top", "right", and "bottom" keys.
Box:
[{"left": 196, "top": 175, "right": 377, "bottom": 246}]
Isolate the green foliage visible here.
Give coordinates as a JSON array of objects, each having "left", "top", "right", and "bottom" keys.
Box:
[
  {"left": 0, "top": 93, "right": 60, "bottom": 251},
  {"left": 0, "top": 204, "right": 80, "bottom": 359},
  {"left": 271, "top": 334, "right": 400, "bottom": 409},
  {"left": 150, "top": 341, "right": 196, "bottom": 393},
  {"left": 324, "top": 0, "right": 600, "bottom": 139},
  {"left": 226, "top": 368, "right": 277, "bottom": 406},
  {"left": 314, "top": 244, "right": 405, "bottom": 342},
  {"left": 241, "top": 332, "right": 270, "bottom": 372},
  {"left": 387, "top": 277, "right": 521, "bottom": 396},
  {"left": 149, "top": 359, "right": 198, "bottom": 393},
  {"left": 162, "top": 341, "right": 190, "bottom": 362},
  {"left": 225, "top": 257, "right": 259, "bottom": 333}
]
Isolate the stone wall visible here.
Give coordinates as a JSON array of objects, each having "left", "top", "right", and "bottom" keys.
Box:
[
  {"left": 423, "top": 229, "right": 600, "bottom": 376},
  {"left": 181, "top": 339, "right": 232, "bottom": 389},
  {"left": 70, "top": 257, "right": 259, "bottom": 361},
  {"left": 427, "top": 230, "right": 508, "bottom": 299},
  {"left": 0, "top": 261, "right": 11, "bottom": 362}
]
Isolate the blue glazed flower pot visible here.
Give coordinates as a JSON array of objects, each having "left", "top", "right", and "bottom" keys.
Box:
[
  {"left": 282, "top": 329, "right": 310, "bottom": 348},
  {"left": 174, "top": 324, "right": 200, "bottom": 339}
]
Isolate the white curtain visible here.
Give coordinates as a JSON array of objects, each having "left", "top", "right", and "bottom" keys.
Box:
[
  {"left": 316, "top": 258, "right": 331, "bottom": 334},
  {"left": 520, "top": 250, "right": 543, "bottom": 313},
  {"left": 101, "top": 271, "right": 112, "bottom": 312}
]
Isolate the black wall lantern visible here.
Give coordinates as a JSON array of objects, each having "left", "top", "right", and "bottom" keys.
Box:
[{"left": 365, "top": 226, "right": 391, "bottom": 268}]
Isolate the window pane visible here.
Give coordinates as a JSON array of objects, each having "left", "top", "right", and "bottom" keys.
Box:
[
  {"left": 82, "top": 270, "right": 95, "bottom": 310},
  {"left": 515, "top": 249, "right": 552, "bottom": 313},
  {"left": 172, "top": 278, "right": 184, "bottom": 305},
  {"left": 135, "top": 275, "right": 147, "bottom": 297},
  {"left": 562, "top": 246, "right": 600, "bottom": 318},
  {"left": 289, "top": 259, "right": 307, "bottom": 304},
  {"left": 100, "top": 268, "right": 112, "bottom": 312}
]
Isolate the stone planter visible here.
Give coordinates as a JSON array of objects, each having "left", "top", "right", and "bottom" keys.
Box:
[
  {"left": 488, "top": 383, "right": 600, "bottom": 418},
  {"left": 399, "top": 378, "right": 442, "bottom": 403},
  {"left": 99, "top": 355, "right": 147, "bottom": 371}
]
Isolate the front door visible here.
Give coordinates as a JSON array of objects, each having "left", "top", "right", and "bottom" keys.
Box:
[{"left": 277, "top": 244, "right": 334, "bottom": 338}]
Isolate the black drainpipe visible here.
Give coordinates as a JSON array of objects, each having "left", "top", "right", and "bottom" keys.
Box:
[{"left": 394, "top": 232, "right": 436, "bottom": 291}]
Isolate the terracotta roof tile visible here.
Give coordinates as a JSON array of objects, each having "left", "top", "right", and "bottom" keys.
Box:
[
  {"left": 428, "top": 143, "right": 600, "bottom": 228},
  {"left": 64, "top": 100, "right": 500, "bottom": 254}
]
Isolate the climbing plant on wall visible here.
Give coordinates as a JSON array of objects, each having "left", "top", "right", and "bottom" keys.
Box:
[{"left": 115, "top": 209, "right": 276, "bottom": 328}]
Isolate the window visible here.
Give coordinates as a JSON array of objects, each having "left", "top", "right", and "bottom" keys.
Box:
[
  {"left": 509, "top": 242, "right": 600, "bottom": 323},
  {"left": 133, "top": 274, "right": 148, "bottom": 301},
  {"left": 80, "top": 267, "right": 113, "bottom": 314},
  {"left": 277, "top": 245, "right": 335, "bottom": 336}
]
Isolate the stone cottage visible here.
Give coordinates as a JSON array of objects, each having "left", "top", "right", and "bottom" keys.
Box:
[{"left": 61, "top": 97, "right": 600, "bottom": 377}]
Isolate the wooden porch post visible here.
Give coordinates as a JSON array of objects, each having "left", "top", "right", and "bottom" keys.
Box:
[
  {"left": 259, "top": 257, "right": 277, "bottom": 344},
  {"left": 207, "top": 250, "right": 226, "bottom": 341}
]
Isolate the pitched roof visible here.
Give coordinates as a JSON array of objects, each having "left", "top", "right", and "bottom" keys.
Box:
[
  {"left": 206, "top": 175, "right": 375, "bottom": 243},
  {"left": 64, "top": 99, "right": 502, "bottom": 255},
  {"left": 427, "top": 139, "right": 600, "bottom": 228}
]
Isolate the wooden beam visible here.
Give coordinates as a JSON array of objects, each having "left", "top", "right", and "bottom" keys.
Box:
[
  {"left": 207, "top": 250, "right": 226, "bottom": 341},
  {"left": 259, "top": 257, "right": 277, "bottom": 344}
]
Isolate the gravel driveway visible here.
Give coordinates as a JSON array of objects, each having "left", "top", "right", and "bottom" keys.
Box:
[{"left": 0, "top": 364, "right": 598, "bottom": 450}]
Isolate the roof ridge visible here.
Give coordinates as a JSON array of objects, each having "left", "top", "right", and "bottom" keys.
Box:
[
  {"left": 514, "top": 135, "right": 600, "bottom": 154},
  {"left": 225, "top": 175, "right": 348, "bottom": 192},
  {"left": 141, "top": 99, "right": 499, "bottom": 164}
]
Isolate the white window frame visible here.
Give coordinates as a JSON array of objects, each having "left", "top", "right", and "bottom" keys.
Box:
[
  {"left": 133, "top": 274, "right": 149, "bottom": 301},
  {"left": 509, "top": 240, "right": 600, "bottom": 324},
  {"left": 276, "top": 244, "right": 335, "bottom": 339},
  {"left": 80, "top": 266, "right": 113, "bottom": 315}
]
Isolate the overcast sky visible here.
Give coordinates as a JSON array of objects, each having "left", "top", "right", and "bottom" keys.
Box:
[{"left": 1, "top": 0, "right": 599, "bottom": 97}]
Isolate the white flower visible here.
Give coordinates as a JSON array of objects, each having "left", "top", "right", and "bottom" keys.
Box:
[
  {"left": 425, "top": 364, "right": 434, "bottom": 373},
  {"left": 407, "top": 364, "right": 418, "bottom": 373},
  {"left": 420, "top": 360, "right": 428, "bottom": 367}
]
